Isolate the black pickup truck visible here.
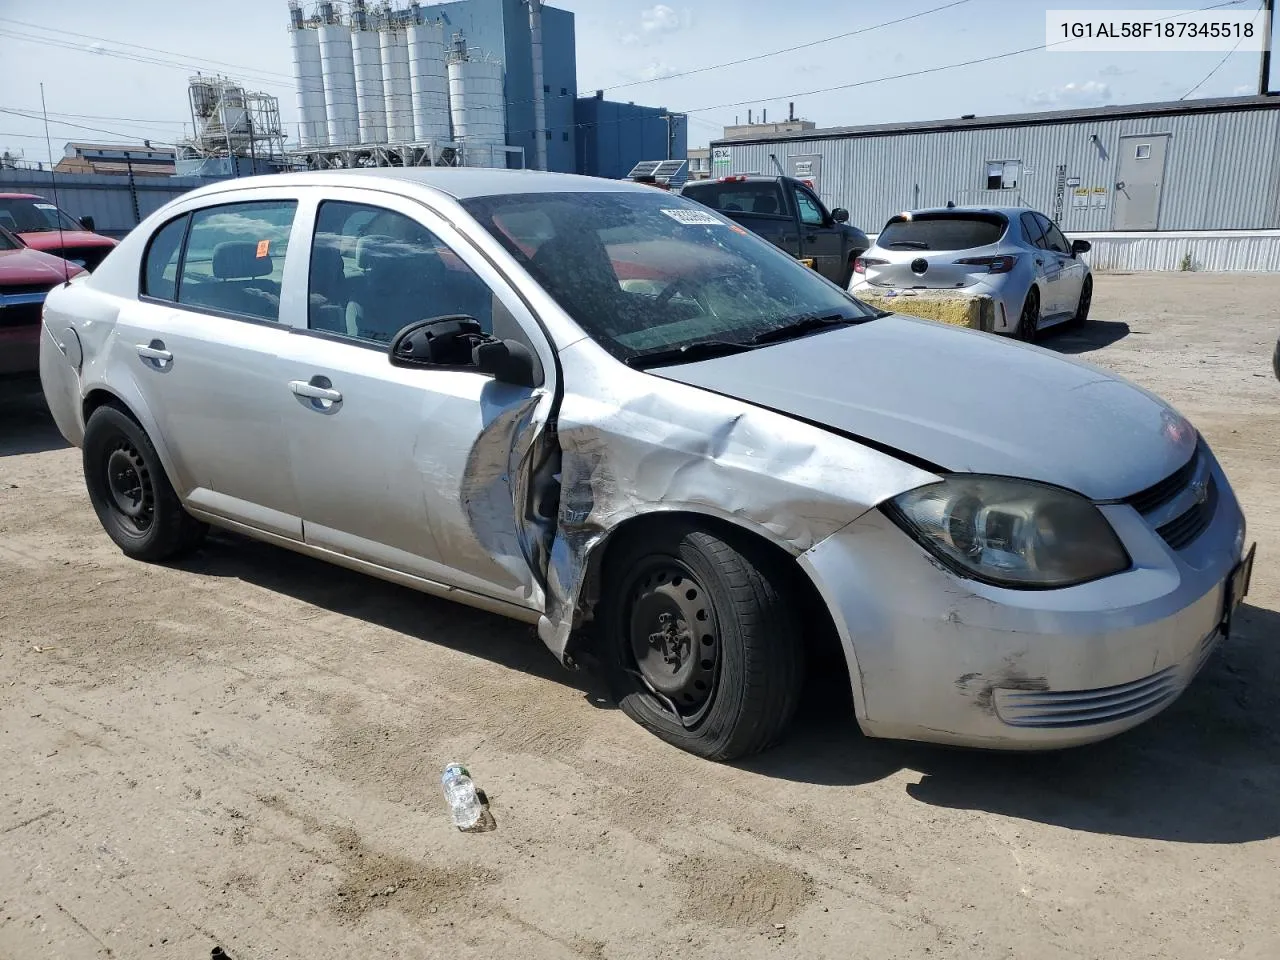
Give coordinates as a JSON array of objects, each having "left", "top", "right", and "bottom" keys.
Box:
[{"left": 680, "top": 175, "right": 870, "bottom": 285}]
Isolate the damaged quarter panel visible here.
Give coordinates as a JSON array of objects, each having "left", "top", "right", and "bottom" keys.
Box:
[{"left": 537, "top": 334, "right": 941, "bottom": 668}]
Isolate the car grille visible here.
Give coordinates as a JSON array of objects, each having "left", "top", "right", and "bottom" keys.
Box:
[
  {"left": 1123, "top": 442, "right": 1217, "bottom": 550},
  {"left": 1125, "top": 445, "right": 1201, "bottom": 514},
  {"left": 993, "top": 667, "right": 1180, "bottom": 727}
]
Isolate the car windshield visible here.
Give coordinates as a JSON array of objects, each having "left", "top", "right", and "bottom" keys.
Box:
[
  {"left": 461, "top": 190, "right": 875, "bottom": 361},
  {"left": 0, "top": 197, "right": 84, "bottom": 234},
  {"left": 877, "top": 213, "right": 1007, "bottom": 251}
]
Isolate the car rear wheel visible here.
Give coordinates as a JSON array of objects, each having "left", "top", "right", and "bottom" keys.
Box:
[
  {"left": 1015, "top": 288, "right": 1040, "bottom": 342},
  {"left": 83, "top": 405, "right": 206, "bottom": 561},
  {"left": 1070, "top": 276, "right": 1093, "bottom": 327},
  {"left": 600, "top": 521, "right": 804, "bottom": 761}
]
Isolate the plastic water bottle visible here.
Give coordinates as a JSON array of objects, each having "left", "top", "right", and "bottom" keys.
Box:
[{"left": 441, "top": 763, "right": 482, "bottom": 829}]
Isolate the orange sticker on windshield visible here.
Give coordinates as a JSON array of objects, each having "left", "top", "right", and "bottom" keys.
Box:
[{"left": 255, "top": 239, "right": 270, "bottom": 258}]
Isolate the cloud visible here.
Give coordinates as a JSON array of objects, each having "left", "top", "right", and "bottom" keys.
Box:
[
  {"left": 640, "top": 60, "right": 677, "bottom": 81},
  {"left": 1098, "top": 64, "right": 1129, "bottom": 78},
  {"left": 1025, "top": 80, "right": 1113, "bottom": 109},
  {"left": 620, "top": 4, "right": 691, "bottom": 45},
  {"left": 1232, "top": 84, "right": 1255, "bottom": 96}
]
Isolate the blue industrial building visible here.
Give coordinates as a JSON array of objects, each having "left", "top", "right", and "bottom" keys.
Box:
[
  {"left": 573, "top": 92, "right": 687, "bottom": 181},
  {"left": 431, "top": 0, "right": 578, "bottom": 173}
]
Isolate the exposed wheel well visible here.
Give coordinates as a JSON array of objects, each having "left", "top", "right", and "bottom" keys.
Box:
[
  {"left": 578, "top": 511, "right": 851, "bottom": 712},
  {"left": 83, "top": 389, "right": 135, "bottom": 424}
]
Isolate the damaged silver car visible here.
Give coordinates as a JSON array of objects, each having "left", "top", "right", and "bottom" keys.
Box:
[{"left": 39, "top": 170, "right": 1254, "bottom": 760}]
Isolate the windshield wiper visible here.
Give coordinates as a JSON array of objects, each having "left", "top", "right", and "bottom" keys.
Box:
[
  {"left": 750, "top": 313, "right": 861, "bottom": 346},
  {"left": 625, "top": 338, "right": 756, "bottom": 369},
  {"left": 886, "top": 240, "right": 929, "bottom": 249}
]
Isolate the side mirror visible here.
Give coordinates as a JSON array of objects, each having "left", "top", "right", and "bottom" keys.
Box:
[
  {"left": 831, "top": 207, "right": 850, "bottom": 224},
  {"left": 389, "top": 315, "right": 484, "bottom": 367},
  {"left": 79, "top": 215, "right": 95, "bottom": 232},
  {"left": 1071, "top": 238, "right": 1091, "bottom": 256},
  {"left": 473, "top": 338, "right": 537, "bottom": 388}
]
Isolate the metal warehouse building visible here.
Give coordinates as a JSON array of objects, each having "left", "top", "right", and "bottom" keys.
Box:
[{"left": 712, "top": 95, "right": 1280, "bottom": 271}]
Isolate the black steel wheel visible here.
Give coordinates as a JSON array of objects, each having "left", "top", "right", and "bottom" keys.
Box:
[
  {"left": 1015, "top": 288, "right": 1040, "bottom": 342},
  {"left": 1071, "top": 276, "right": 1093, "bottom": 327},
  {"left": 83, "top": 404, "right": 206, "bottom": 561},
  {"left": 601, "top": 520, "right": 804, "bottom": 761}
]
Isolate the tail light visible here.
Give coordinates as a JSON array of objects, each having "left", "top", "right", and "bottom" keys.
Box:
[
  {"left": 853, "top": 257, "right": 887, "bottom": 275},
  {"left": 955, "top": 254, "right": 1018, "bottom": 274}
]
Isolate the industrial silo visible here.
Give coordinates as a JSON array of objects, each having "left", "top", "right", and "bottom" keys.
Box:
[
  {"left": 288, "top": 2, "right": 328, "bottom": 147},
  {"left": 447, "top": 38, "right": 506, "bottom": 167},
  {"left": 379, "top": 25, "right": 414, "bottom": 142},
  {"left": 351, "top": 27, "right": 387, "bottom": 143},
  {"left": 407, "top": 18, "right": 451, "bottom": 142},
  {"left": 317, "top": 3, "right": 359, "bottom": 146}
]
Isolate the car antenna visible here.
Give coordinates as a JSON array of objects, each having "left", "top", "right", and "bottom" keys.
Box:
[{"left": 39, "top": 82, "right": 71, "bottom": 287}]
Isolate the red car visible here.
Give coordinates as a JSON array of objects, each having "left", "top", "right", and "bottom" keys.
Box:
[
  {"left": 0, "top": 193, "right": 117, "bottom": 272},
  {"left": 0, "top": 224, "right": 84, "bottom": 376}
]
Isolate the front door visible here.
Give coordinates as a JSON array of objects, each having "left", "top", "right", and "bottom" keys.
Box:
[
  {"left": 791, "top": 182, "right": 844, "bottom": 281},
  {"left": 281, "top": 194, "right": 554, "bottom": 609},
  {"left": 1035, "top": 214, "right": 1085, "bottom": 319},
  {"left": 1112, "top": 134, "right": 1170, "bottom": 230},
  {"left": 119, "top": 197, "right": 304, "bottom": 539}
]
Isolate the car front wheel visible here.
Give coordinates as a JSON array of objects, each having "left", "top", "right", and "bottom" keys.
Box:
[
  {"left": 82, "top": 404, "right": 206, "bottom": 561},
  {"left": 1071, "top": 276, "right": 1093, "bottom": 327},
  {"left": 600, "top": 521, "right": 804, "bottom": 761}
]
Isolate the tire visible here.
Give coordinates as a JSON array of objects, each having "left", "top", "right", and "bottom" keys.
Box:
[
  {"left": 82, "top": 404, "right": 206, "bottom": 561},
  {"left": 1070, "top": 276, "right": 1093, "bottom": 328},
  {"left": 1015, "top": 288, "right": 1040, "bottom": 342},
  {"left": 842, "top": 251, "right": 862, "bottom": 288},
  {"left": 600, "top": 520, "right": 804, "bottom": 761}
]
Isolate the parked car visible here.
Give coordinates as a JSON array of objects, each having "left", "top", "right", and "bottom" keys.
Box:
[
  {"left": 0, "top": 224, "right": 84, "bottom": 376},
  {"left": 850, "top": 206, "right": 1093, "bottom": 341},
  {"left": 0, "top": 193, "right": 118, "bottom": 271},
  {"left": 680, "top": 174, "right": 869, "bottom": 285},
  {"left": 40, "top": 170, "right": 1252, "bottom": 760}
]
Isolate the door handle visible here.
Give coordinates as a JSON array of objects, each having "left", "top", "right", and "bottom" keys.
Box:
[
  {"left": 136, "top": 340, "right": 172, "bottom": 367},
  {"left": 290, "top": 380, "right": 343, "bottom": 403}
]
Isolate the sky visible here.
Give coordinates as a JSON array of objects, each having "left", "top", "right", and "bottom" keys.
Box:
[{"left": 0, "top": 0, "right": 1273, "bottom": 164}]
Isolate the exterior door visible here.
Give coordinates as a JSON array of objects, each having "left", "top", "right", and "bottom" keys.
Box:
[
  {"left": 792, "top": 182, "right": 843, "bottom": 280},
  {"left": 1018, "top": 211, "right": 1060, "bottom": 318},
  {"left": 1112, "top": 134, "right": 1170, "bottom": 230},
  {"left": 120, "top": 197, "right": 305, "bottom": 539},
  {"left": 281, "top": 194, "right": 554, "bottom": 609}
]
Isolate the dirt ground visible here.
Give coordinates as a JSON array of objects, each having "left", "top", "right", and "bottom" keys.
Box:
[{"left": 2, "top": 272, "right": 1278, "bottom": 960}]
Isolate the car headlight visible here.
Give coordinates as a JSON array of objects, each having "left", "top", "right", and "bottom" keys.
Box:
[{"left": 884, "top": 476, "right": 1130, "bottom": 588}]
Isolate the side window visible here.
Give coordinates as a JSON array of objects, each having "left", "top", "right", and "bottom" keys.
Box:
[
  {"left": 1037, "top": 214, "right": 1071, "bottom": 255},
  {"left": 308, "top": 200, "right": 494, "bottom": 344},
  {"left": 793, "top": 187, "right": 826, "bottom": 227},
  {"left": 1020, "top": 212, "right": 1047, "bottom": 249},
  {"left": 177, "top": 200, "right": 297, "bottom": 322},
  {"left": 141, "top": 214, "right": 188, "bottom": 301}
]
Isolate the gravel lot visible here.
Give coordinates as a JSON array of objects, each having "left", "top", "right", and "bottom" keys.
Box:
[{"left": 2, "top": 272, "right": 1278, "bottom": 960}]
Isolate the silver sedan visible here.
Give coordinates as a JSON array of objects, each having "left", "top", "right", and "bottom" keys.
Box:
[{"left": 39, "top": 170, "right": 1253, "bottom": 760}]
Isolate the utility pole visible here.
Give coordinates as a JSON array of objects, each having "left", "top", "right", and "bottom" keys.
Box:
[{"left": 1262, "top": 0, "right": 1275, "bottom": 96}]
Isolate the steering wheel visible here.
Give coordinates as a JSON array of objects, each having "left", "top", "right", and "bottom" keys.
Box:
[{"left": 654, "top": 277, "right": 699, "bottom": 308}]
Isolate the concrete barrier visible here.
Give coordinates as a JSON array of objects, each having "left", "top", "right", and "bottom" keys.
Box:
[{"left": 856, "top": 290, "right": 995, "bottom": 331}]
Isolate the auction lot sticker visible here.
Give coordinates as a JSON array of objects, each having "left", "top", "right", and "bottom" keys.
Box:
[{"left": 662, "top": 209, "right": 725, "bottom": 226}]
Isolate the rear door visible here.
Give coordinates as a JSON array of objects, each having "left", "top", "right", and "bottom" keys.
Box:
[
  {"left": 790, "top": 181, "right": 844, "bottom": 281},
  {"left": 119, "top": 194, "right": 305, "bottom": 539},
  {"left": 279, "top": 189, "right": 555, "bottom": 610},
  {"left": 1018, "top": 211, "right": 1061, "bottom": 316}
]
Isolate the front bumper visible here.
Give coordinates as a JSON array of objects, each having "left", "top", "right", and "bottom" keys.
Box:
[{"left": 800, "top": 455, "right": 1247, "bottom": 749}]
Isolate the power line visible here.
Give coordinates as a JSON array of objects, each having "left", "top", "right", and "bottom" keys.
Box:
[
  {"left": 595, "top": 0, "right": 975, "bottom": 93},
  {"left": 0, "top": 107, "right": 181, "bottom": 147},
  {"left": 1180, "top": 1, "right": 1264, "bottom": 98}
]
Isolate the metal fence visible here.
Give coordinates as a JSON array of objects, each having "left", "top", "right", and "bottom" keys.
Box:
[{"left": 0, "top": 170, "right": 207, "bottom": 240}]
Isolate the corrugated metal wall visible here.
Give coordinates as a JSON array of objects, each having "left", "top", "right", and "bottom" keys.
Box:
[
  {"left": 717, "top": 105, "right": 1280, "bottom": 235},
  {"left": 0, "top": 171, "right": 206, "bottom": 239}
]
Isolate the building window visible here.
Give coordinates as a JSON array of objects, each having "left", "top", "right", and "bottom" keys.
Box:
[
  {"left": 1135, "top": 143, "right": 1151, "bottom": 159},
  {"left": 543, "top": 84, "right": 550, "bottom": 94},
  {"left": 985, "top": 159, "right": 1021, "bottom": 190},
  {"left": 562, "top": 132, "right": 569, "bottom": 141},
  {"left": 560, "top": 87, "right": 567, "bottom": 96},
  {"left": 546, "top": 131, "right": 552, "bottom": 140}
]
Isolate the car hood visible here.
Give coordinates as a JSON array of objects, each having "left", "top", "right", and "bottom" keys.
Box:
[
  {"left": 653, "top": 314, "right": 1195, "bottom": 501},
  {"left": 0, "top": 246, "right": 83, "bottom": 285},
  {"left": 18, "top": 230, "right": 116, "bottom": 251}
]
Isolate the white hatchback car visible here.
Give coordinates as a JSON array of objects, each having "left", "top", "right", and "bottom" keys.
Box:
[{"left": 39, "top": 170, "right": 1253, "bottom": 760}]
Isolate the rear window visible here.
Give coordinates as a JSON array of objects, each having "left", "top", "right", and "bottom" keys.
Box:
[
  {"left": 682, "top": 182, "right": 787, "bottom": 217},
  {"left": 876, "top": 214, "right": 1007, "bottom": 252}
]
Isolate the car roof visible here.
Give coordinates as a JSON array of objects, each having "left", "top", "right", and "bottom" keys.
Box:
[
  {"left": 893, "top": 205, "right": 1028, "bottom": 218},
  {"left": 683, "top": 175, "right": 786, "bottom": 185},
  {"left": 0, "top": 193, "right": 42, "bottom": 200},
  {"left": 172, "top": 168, "right": 662, "bottom": 204}
]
